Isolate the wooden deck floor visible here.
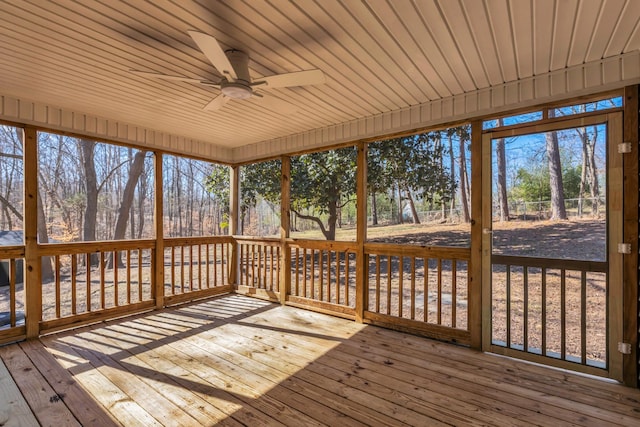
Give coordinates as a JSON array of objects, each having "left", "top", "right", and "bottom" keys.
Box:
[{"left": 1, "top": 294, "right": 640, "bottom": 426}]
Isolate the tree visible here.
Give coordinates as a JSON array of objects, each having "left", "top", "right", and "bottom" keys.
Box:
[
  {"left": 109, "top": 150, "right": 147, "bottom": 267},
  {"left": 495, "top": 119, "right": 509, "bottom": 221},
  {"left": 373, "top": 132, "right": 454, "bottom": 225},
  {"left": 545, "top": 110, "right": 567, "bottom": 220}
]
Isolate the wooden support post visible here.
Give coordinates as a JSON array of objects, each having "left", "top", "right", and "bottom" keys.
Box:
[
  {"left": 622, "top": 85, "right": 639, "bottom": 387},
  {"left": 153, "top": 152, "right": 164, "bottom": 309},
  {"left": 23, "top": 126, "right": 41, "bottom": 338},
  {"left": 355, "top": 142, "right": 368, "bottom": 322},
  {"left": 470, "top": 120, "right": 484, "bottom": 350},
  {"left": 280, "top": 156, "right": 291, "bottom": 305},
  {"left": 229, "top": 165, "right": 240, "bottom": 287}
]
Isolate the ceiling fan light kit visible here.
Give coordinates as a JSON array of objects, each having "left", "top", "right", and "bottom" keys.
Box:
[{"left": 130, "top": 31, "right": 325, "bottom": 111}]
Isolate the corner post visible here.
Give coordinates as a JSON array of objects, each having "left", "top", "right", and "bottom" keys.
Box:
[
  {"left": 23, "top": 126, "right": 41, "bottom": 338},
  {"left": 470, "top": 120, "right": 484, "bottom": 350},
  {"left": 280, "top": 156, "right": 291, "bottom": 304},
  {"left": 229, "top": 165, "right": 240, "bottom": 287},
  {"left": 355, "top": 141, "right": 368, "bottom": 322},
  {"left": 622, "top": 85, "right": 639, "bottom": 387},
  {"left": 153, "top": 152, "right": 164, "bottom": 309}
]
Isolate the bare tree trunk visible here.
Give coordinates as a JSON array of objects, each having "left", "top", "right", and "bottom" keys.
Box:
[
  {"left": 109, "top": 151, "right": 146, "bottom": 267},
  {"left": 458, "top": 135, "right": 471, "bottom": 223},
  {"left": 396, "top": 183, "right": 403, "bottom": 224},
  {"left": 578, "top": 128, "right": 588, "bottom": 217},
  {"left": 371, "top": 191, "right": 378, "bottom": 225},
  {"left": 37, "top": 191, "right": 54, "bottom": 281},
  {"left": 546, "top": 110, "right": 567, "bottom": 220},
  {"left": 448, "top": 133, "right": 456, "bottom": 219},
  {"left": 80, "top": 139, "right": 100, "bottom": 265},
  {"left": 404, "top": 186, "right": 420, "bottom": 224},
  {"left": 586, "top": 127, "right": 600, "bottom": 216},
  {"left": 496, "top": 141, "right": 509, "bottom": 222}
]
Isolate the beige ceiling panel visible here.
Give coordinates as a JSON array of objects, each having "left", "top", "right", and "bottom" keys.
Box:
[{"left": 585, "top": 0, "right": 626, "bottom": 62}]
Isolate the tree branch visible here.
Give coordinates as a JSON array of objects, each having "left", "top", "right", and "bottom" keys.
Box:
[
  {"left": 0, "top": 193, "right": 23, "bottom": 221},
  {"left": 290, "top": 207, "right": 328, "bottom": 238}
]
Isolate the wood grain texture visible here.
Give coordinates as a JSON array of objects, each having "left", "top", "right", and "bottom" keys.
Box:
[{"left": 2, "top": 294, "right": 639, "bottom": 426}]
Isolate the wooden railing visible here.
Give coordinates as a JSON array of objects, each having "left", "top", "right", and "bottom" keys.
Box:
[
  {"left": 288, "top": 240, "right": 357, "bottom": 317},
  {"left": 490, "top": 254, "right": 607, "bottom": 370},
  {"left": 236, "top": 237, "right": 281, "bottom": 295},
  {"left": 1, "top": 234, "right": 471, "bottom": 346},
  {"left": 0, "top": 246, "right": 25, "bottom": 342},
  {"left": 38, "top": 240, "right": 156, "bottom": 333},
  {"left": 163, "top": 236, "right": 234, "bottom": 305},
  {"left": 364, "top": 243, "right": 471, "bottom": 345}
]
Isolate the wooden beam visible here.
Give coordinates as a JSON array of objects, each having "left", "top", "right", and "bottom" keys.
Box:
[
  {"left": 623, "top": 85, "right": 639, "bottom": 387},
  {"left": 153, "top": 152, "right": 164, "bottom": 309},
  {"left": 229, "top": 165, "right": 240, "bottom": 286},
  {"left": 23, "top": 127, "right": 41, "bottom": 338},
  {"left": 280, "top": 156, "right": 291, "bottom": 305},
  {"left": 355, "top": 142, "right": 368, "bottom": 322},
  {"left": 470, "top": 120, "right": 484, "bottom": 350}
]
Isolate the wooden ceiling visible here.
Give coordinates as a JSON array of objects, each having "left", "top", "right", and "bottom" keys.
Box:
[{"left": 0, "top": 0, "right": 639, "bottom": 162}]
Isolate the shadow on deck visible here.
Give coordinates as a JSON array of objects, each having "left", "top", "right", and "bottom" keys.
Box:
[{"left": 1, "top": 294, "right": 640, "bottom": 426}]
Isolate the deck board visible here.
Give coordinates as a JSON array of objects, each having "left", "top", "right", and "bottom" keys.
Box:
[{"left": 1, "top": 294, "right": 640, "bottom": 426}]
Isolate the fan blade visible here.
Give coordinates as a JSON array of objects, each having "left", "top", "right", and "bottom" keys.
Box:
[
  {"left": 187, "top": 31, "right": 238, "bottom": 81},
  {"left": 129, "top": 69, "right": 217, "bottom": 85},
  {"left": 203, "top": 94, "right": 230, "bottom": 111},
  {"left": 259, "top": 69, "right": 325, "bottom": 89}
]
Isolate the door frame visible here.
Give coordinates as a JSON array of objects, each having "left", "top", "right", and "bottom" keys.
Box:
[{"left": 480, "top": 112, "right": 624, "bottom": 380}]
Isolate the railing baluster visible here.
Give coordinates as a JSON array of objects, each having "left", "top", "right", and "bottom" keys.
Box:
[
  {"left": 114, "top": 251, "right": 119, "bottom": 306},
  {"left": 9, "top": 259, "right": 16, "bottom": 326},
  {"left": 523, "top": 265, "right": 528, "bottom": 351},
  {"left": 437, "top": 258, "right": 442, "bottom": 325},
  {"left": 276, "top": 246, "right": 280, "bottom": 292},
  {"left": 424, "top": 258, "right": 428, "bottom": 322},
  {"left": 506, "top": 264, "right": 511, "bottom": 348},
  {"left": 189, "top": 245, "right": 194, "bottom": 292},
  {"left": 336, "top": 252, "right": 341, "bottom": 305},
  {"left": 452, "top": 259, "right": 457, "bottom": 328},
  {"left": 375, "top": 255, "right": 381, "bottom": 313},
  {"left": 561, "top": 269, "right": 566, "bottom": 361},
  {"left": 180, "top": 246, "right": 185, "bottom": 293},
  {"left": 326, "top": 250, "right": 331, "bottom": 303},
  {"left": 86, "top": 253, "right": 92, "bottom": 311},
  {"left": 542, "top": 268, "right": 547, "bottom": 356},
  {"left": 198, "top": 244, "right": 202, "bottom": 290},
  {"left": 303, "top": 248, "right": 307, "bottom": 296},
  {"left": 581, "top": 270, "right": 587, "bottom": 365},
  {"left": 55, "top": 255, "right": 62, "bottom": 317},
  {"left": 71, "top": 254, "right": 77, "bottom": 314},
  {"left": 345, "top": 252, "right": 350, "bottom": 307},
  {"left": 398, "top": 256, "right": 403, "bottom": 318},
  {"left": 170, "top": 246, "right": 176, "bottom": 295},
  {"left": 138, "top": 249, "right": 143, "bottom": 300},
  {"left": 310, "top": 249, "right": 316, "bottom": 299},
  {"left": 206, "top": 243, "right": 211, "bottom": 288},
  {"left": 214, "top": 243, "right": 218, "bottom": 286},
  {"left": 126, "top": 250, "right": 132, "bottom": 304},
  {"left": 410, "top": 257, "right": 416, "bottom": 320},
  {"left": 319, "top": 250, "right": 324, "bottom": 301},
  {"left": 386, "top": 255, "right": 392, "bottom": 315}
]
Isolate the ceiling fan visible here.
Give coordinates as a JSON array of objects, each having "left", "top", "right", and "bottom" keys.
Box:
[{"left": 130, "top": 31, "right": 326, "bottom": 112}]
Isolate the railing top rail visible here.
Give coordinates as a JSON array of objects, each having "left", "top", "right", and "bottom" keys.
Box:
[
  {"left": 288, "top": 239, "right": 358, "bottom": 252},
  {"left": 365, "top": 242, "right": 471, "bottom": 260},
  {"left": 0, "top": 245, "right": 25, "bottom": 257},
  {"left": 164, "top": 235, "right": 234, "bottom": 246},
  {"left": 234, "top": 236, "right": 281, "bottom": 244},
  {"left": 491, "top": 254, "right": 607, "bottom": 272},
  {"left": 38, "top": 239, "right": 156, "bottom": 256}
]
